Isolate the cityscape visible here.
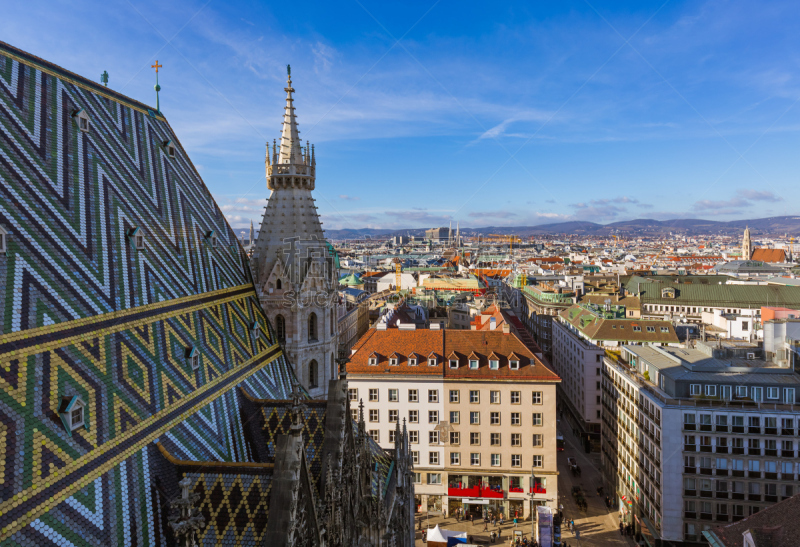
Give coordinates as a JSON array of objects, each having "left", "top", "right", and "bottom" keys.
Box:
[{"left": 2, "top": 2, "right": 800, "bottom": 547}]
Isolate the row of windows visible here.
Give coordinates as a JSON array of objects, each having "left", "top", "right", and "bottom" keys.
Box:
[
  {"left": 684, "top": 414, "right": 796, "bottom": 429},
  {"left": 359, "top": 408, "right": 545, "bottom": 427},
  {"left": 685, "top": 456, "right": 797, "bottom": 474},
  {"left": 686, "top": 385, "right": 795, "bottom": 403},
  {"left": 403, "top": 450, "right": 545, "bottom": 468},
  {"left": 684, "top": 479, "right": 789, "bottom": 495},
  {"left": 350, "top": 388, "right": 543, "bottom": 405},
  {"left": 371, "top": 428, "right": 547, "bottom": 447}
]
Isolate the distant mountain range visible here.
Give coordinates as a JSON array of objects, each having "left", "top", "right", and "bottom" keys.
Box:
[{"left": 323, "top": 216, "right": 800, "bottom": 240}]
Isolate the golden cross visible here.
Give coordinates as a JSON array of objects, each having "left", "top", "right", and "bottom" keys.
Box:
[{"left": 151, "top": 60, "right": 163, "bottom": 73}]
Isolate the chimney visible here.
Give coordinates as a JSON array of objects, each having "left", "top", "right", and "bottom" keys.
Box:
[
  {"left": 502, "top": 323, "right": 510, "bottom": 334},
  {"left": 490, "top": 317, "right": 497, "bottom": 330}
]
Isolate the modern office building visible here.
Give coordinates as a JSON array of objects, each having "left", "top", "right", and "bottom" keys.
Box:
[{"left": 601, "top": 344, "right": 800, "bottom": 546}]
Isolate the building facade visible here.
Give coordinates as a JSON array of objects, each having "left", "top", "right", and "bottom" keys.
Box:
[
  {"left": 250, "top": 72, "right": 339, "bottom": 398},
  {"left": 601, "top": 344, "right": 800, "bottom": 546},
  {"left": 347, "top": 328, "right": 561, "bottom": 519}
]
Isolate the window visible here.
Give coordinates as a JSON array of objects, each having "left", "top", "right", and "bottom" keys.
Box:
[
  {"left": 450, "top": 452, "right": 461, "bottom": 465},
  {"left": 661, "top": 327, "right": 669, "bottom": 333},
  {"left": 429, "top": 411, "right": 439, "bottom": 424},
  {"left": 491, "top": 454, "right": 501, "bottom": 467},
  {"left": 490, "top": 391, "right": 500, "bottom": 404},
  {"left": 489, "top": 359, "right": 499, "bottom": 370},
  {"left": 690, "top": 384, "right": 701, "bottom": 396},
  {"left": 532, "top": 434, "right": 542, "bottom": 447},
  {"left": 470, "top": 453, "right": 480, "bottom": 466},
  {"left": 368, "top": 356, "right": 377, "bottom": 366},
  {"left": 308, "top": 360, "right": 318, "bottom": 388},
  {"left": 705, "top": 385, "right": 717, "bottom": 397},
  {"left": 511, "top": 391, "right": 520, "bottom": 404},
  {"left": 449, "top": 359, "right": 459, "bottom": 369},
  {"left": 490, "top": 412, "right": 501, "bottom": 425},
  {"left": 409, "top": 410, "right": 418, "bottom": 423},
  {"left": 428, "top": 357, "right": 437, "bottom": 366},
  {"left": 369, "top": 430, "right": 379, "bottom": 442},
  {"left": 470, "top": 412, "right": 480, "bottom": 425},
  {"left": 308, "top": 313, "right": 317, "bottom": 341},
  {"left": 408, "top": 389, "right": 418, "bottom": 402},
  {"left": 413, "top": 471, "right": 421, "bottom": 482},
  {"left": 369, "top": 389, "right": 379, "bottom": 402},
  {"left": 752, "top": 386, "right": 763, "bottom": 402},
  {"left": 470, "top": 432, "right": 480, "bottom": 445},
  {"left": 389, "top": 389, "right": 398, "bottom": 402},
  {"left": 450, "top": 390, "right": 460, "bottom": 403},
  {"left": 532, "top": 391, "right": 542, "bottom": 404},
  {"left": 532, "top": 413, "right": 542, "bottom": 426},
  {"left": 275, "top": 315, "right": 286, "bottom": 341},
  {"left": 633, "top": 326, "right": 641, "bottom": 332},
  {"left": 469, "top": 359, "right": 479, "bottom": 369},
  {"left": 409, "top": 431, "right": 419, "bottom": 443},
  {"left": 511, "top": 412, "right": 520, "bottom": 425},
  {"left": 646, "top": 326, "right": 655, "bottom": 333},
  {"left": 491, "top": 433, "right": 501, "bottom": 446},
  {"left": 469, "top": 390, "right": 480, "bottom": 403},
  {"left": 351, "top": 409, "right": 358, "bottom": 421},
  {"left": 128, "top": 227, "right": 145, "bottom": 250},
  {"left": 429, "top": 431, "right": 439, "bottom": 444},
  {"left": 408, "top": 357, "right": 417, "bottom": 366},
  {"left": 735, "top": 386, "right": 747, "bottom": 398},
  {"left": 428, "top": 390, "right": 438, "bottom": 403},
  {"left": 348, "top": 388, "right": 358, "bottom": 401},
  {"left": 509, "top": 360, "right": 519, "bottom": 370},
  {"left": 72, "top": 108, "right": 90, "bottom": 132},
  {"left": 429, "top": 452, "right": 439, "bottom": 465},
  {"left": 389, "top": 357, "right": 398, "bottom": 366},
  {"left": 450, "top": 431, "right": 460, "bottom": 445},
  {"left": 185, "top": 347, "right": 200, "bottom": 371},
  {"left": 369, "top": 409, "right": 379, "bottom": 422},
  {"left": 784, "top": 388, "right": 796, "bottom": 404},
  {"left": 389, "top": 430, "right": 396, "bottom": 443},
  {"left": 450, "top": 411, "right": 460, "bottom": 424},
  {"left": 512, "top": 454, "right": 521, "bottom": 467},
  {"left": 533, "top": 455, "right": 543, "bottom": 468},
  {"left": 389, "top": 410, "right": 398, "bottom": 423},
  {"left": 767, "top": 387, "right": 779, "bottom": 400}
]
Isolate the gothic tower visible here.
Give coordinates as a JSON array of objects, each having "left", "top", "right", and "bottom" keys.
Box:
[
  {"left": 251, "top": 69, "right": 339, "bottom": 398},
  {"left": 742, "top": 226, "right": 752, "bottom": 260}
]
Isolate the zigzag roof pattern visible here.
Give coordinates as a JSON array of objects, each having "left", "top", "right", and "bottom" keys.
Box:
[{"left": 0, "top": 41, "right": 297, "bottom": 545}]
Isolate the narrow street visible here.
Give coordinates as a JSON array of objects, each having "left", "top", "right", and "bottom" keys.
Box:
[{"left": 556, "top": 422, "right": 637, "bottom": 547}]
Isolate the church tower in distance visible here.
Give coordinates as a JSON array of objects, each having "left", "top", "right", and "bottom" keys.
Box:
[
  {"left": 742, "top": 225, "right": 752, "bottom": 260},
  {"left": 251, "top": 67, "right": 339, "bottom": 398}
]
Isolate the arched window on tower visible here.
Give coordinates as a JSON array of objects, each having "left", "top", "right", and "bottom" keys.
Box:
[
  {"left": 276, "top": 278, "right": 282, "bottom": 290},
  {"left": 276, "top": 314, "right": 286, "bottom": 342},
  {"left": 308, "top": 313, "right": 317, "bottom": 342},
  {"left": 309, "top": 360, "right": 318, "bottom": 388}
]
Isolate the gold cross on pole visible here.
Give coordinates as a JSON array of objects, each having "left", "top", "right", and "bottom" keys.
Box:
[{"left": 151, "top": 60, "right": 163, "bottom": 73}]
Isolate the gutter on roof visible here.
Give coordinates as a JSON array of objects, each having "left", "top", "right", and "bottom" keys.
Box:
[{"left": 701, "top": 530, "right": 725, "bottom": 547}]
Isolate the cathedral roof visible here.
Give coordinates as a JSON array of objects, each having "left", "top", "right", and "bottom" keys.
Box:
[{"left": 0, "top": 40, "right": 295, "bottom": 544}]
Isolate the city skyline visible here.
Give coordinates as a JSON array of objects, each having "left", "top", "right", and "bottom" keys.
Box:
[{"left": 4, "top": 0, "right": 800, "bottom": 231}]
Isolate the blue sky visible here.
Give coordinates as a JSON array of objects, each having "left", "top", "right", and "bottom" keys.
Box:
[{"left": 5, "top": 0, "right": 800, "bottom": 233}]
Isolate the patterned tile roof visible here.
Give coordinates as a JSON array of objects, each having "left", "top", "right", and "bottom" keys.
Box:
[{"left": 0, "top": 40, "right": 294, "bottom": 545}]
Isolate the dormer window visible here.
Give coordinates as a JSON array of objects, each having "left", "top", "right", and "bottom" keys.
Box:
[
  {"left": 58, "top": 395, "right": 88, "bottom": 435},
  {"left": 408, "top": 355, "right": 417, "bottom": 366},
  {"left": 185, "top": 347, "right": 200, "bottom": 371},
  {"left": 72, "top": 108, "right": 90, "bottom": 133},
  {"left": 0, "top": 225, "right": 7, "bottom": 254},
  {"left": 633, "top": 326, "right": 641, "bottom": 332},
  {"left": 510, "top": 360, "right": 519, "bottom": 370},
  {"left": 368, "top": 353, "right": 378, "bottom": 366},
  {"left": 469, "top": 360, "right": 479, "bottom": 369},
  {"left": 389, "top": 357, "right": 398, "bottom": 366},
  {"left": 428, "top": 354, "right": 437, "bottom": 366},
  {"left": 205, "top": 230, "right": 217, "bottom": 248},
  {"left": 489, "top": 359, "right": 499, "bottom": 370},
  {"left": 128, "top": 227, "right": 144, "bottom": 250},
  {"left": 449, "top": 359, "right": 459, "bottom": 369},
  {"left": 162, "top": 139, "right": 176, "bottom": 158}
]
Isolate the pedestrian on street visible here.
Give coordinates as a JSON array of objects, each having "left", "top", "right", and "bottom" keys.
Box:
[
  {"left": 484, "top": 521, "right": 489, "bottom": 532},
  {"left": 514, "top": 517, "right": 518, "bottom": 528},
  {"left": 619, "top": 522, "right": 624, "bottom": 535}
]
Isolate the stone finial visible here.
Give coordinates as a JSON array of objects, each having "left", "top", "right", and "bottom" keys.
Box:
[
  {"left": 168, "top": 476, "right": 205, "bottom": 547},
  {"left": 289, "top": 379, "right": 307, "bottom": 434}
]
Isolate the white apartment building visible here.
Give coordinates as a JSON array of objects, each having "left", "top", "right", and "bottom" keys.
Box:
[{"left": 347, "top": 327, "right": 561, "bottom": 519}]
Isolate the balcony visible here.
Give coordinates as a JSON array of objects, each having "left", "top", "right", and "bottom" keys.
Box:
[
  {"left": 716, "top": 469, "right": 729, "bottom": 476},
  {"left": 765, "top": 472, "right": 778, "bottom": 480},
  {"left": 684, "top": 489, "right": 697, "bottom": 497},
  {"left": 684, "top": 445, "right": 697, "bottom": 452},
  {"left": 715, "top": 425, "right": 729, "bottom": 433},
  {"left": 732, "top": 447, "right": 745, "bottom": 455},
  {"left": 747, "top": 448, "right": 762, "bottom": 456},
  {"left": 765, "top": 495, "right": 778, "bottom": 503},
  {"left": 732, "top": 492, "right": 745, "bottom": 500},
  {"left": 700, "top": 490, "right": 713, "bottom": 498},
  {"left": 700, "top": 512, "right": 713, "bottom": 521},
  {"left": 700, "top": 424, "right": 713, "bottom": 432},
  {"left": 700, "top": 445, "right": 713, "bottom": 453},
  {"left": 716, "top": 514, "right": 729, "bottom": 522},
  {"left": 716, "top": 446, "right": 729, "bottom": 454},
  {"left": 684, "top": 466, "right": 696, "bottom": 475},
  {"left": 732, "top": 470, "right": 745, "bottom": 477},
  {"left": 684, "top": 511, "right": 696, "bottom": 519},
  {"left": 782, "top": 451, "right": 796, "bottom": 458},
  {"left": 684, "top": 424, "right": 696, "bottom": 431},
  {"left": 765, "top": 449, "right": 778, "bottom": 457},
  {"left": 715, "top": 492, "right": 729, "bottom": 499},
  {"left": 765, "top": 427, "right": 778, "bottom": 435},
  {"left": 781, "top": 428, "right": 795, "bottom": 436},
  {"left": 700, "top": 468, "right": 713, "bottom": 476},
  {"left": 530, "top": 485, "right": 547, "bottom": 495},
  {"left": 732, "top": 426, "right": 745, "bottom": 434},
  {"left": 749, "top": 427, "right": 761, "bottom": 434},
  {"left": 749, "top": 494, "right": 762, "bottom": 502},
  {"left": 748, "top": 471, "right": 762, "bottom": 479}
]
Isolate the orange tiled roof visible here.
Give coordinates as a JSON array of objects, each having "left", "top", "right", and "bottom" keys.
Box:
[{"left": 751, "top": 248, "right": 786, "bottom": 263}]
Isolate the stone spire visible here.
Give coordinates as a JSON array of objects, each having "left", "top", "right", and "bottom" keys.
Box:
[
  {"left": 742, "top": 226, "right": 752, "bottom": 260},
  {"left": 249, "top": 220, "right": 254, "bottom": 246},
  {"left": 279, "top": 66, "right": 304, "bottom": 165}
]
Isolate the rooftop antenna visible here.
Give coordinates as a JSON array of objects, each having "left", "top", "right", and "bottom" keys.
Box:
[{"left": 151, "top": 60, "right": 163, "bottom": 113}]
